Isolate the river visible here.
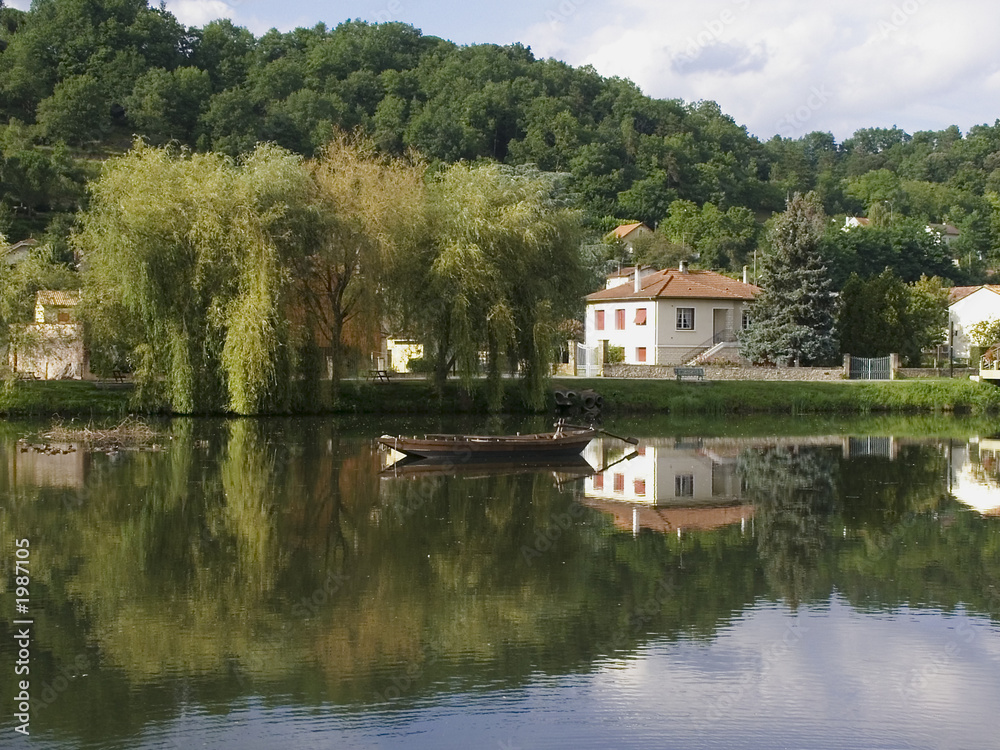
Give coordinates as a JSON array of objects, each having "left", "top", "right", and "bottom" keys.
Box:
[{"left": 1, "top": 415, "right": 999, "bottom": 749}]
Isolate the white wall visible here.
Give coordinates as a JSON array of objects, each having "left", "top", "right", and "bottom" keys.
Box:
[
  {"left": 949, "top": 289, "right": 1000, "bottom": 359},
  {"left": 583, "top": 438, "right": 741, "bottom": 506},
  {"left": 586, "top": 298, "right": 749, "bottom": 365}
]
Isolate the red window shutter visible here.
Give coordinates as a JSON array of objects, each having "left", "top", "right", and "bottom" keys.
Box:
[
  {"left": 596, "top": 310, "right": 605, "bottom": 330},
  {"left": 634, "top": 479, "right": 646, "bottom": 496},
  {"left": 637, "top": 347, "right": 646, "bottom": 362},
  {"left": 634, "top": 308, "right": 647, "bottom": 325},
  {"left": 593, "top": 474, "right": 604, "bottom": 490},
  {"left": 616, "top": 309, "right": 625, "bottom": 329},
  {"left": 613, "top": 473, "right": 625, "bottom": 492}
]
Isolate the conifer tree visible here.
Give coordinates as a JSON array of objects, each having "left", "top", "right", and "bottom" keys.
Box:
[{"left": 741, "top": 192, "right": 838, "bottom": 365}]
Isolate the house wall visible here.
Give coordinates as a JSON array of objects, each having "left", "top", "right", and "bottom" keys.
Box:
[
  {"left": 9, "top": 323, "right": 86, "bottom": 379},
  {"left": 586, "top": 298, "right": 750, "bottom": 365},
  {"left": 949, "top": 289, "right": 1000, "bottom": 359},
  {"left": 386, "top": 339, "right": 423, "bottom": 373},
  {"left": 582, "top": 438, "right": 741, "bottom": 506}
]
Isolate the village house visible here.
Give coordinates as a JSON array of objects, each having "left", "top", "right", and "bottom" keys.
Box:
[
  {"left": 606, "top": 222, "right": 652, "bottom": 254},
  {"left": 947, "top": 284, "right": 1000, "bottom": 361},
  {"left": 584, "top": 262, "right": 759, "bottom": 366},
  {"left": 2, "top": 238, "right": 39, "bottom": 266},
  {"left": 8, "top": 290, "right": 87, "bottom": 380}
]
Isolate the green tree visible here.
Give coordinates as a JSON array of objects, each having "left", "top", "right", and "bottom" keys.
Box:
[
  {"left": 392, "top": 163, "right": 583, "bottom": 410},
  {"left": 125, "top": 67, "right": 212, "bottom": 144},
  {"left": 36, "top": 74, "right": 110, "bottom": 144},
  {"left": 836, "top": 270, "right": 948, "bottom": 365},
  {"left": 741, "top": 192, "right": 838, "bottom": 365},
  {"left": 301, "top": 133, "right": 427, "bottom": 399},
  {"left": 77, "top": 141, "right": 317, "bottom": 414}
]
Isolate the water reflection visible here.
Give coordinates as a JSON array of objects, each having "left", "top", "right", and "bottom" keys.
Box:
[
  {"left": 0, "top": 419, "right": 999, "bottom": 749},
  {"left": 951, "top": 438, "right": 1000, "bottom": 515}
]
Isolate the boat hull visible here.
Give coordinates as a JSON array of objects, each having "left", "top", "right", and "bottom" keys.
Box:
[{"left": 377, "top": 429, "right": 595, "bottom": 460}]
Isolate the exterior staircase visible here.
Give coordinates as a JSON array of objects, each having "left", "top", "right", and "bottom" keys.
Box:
[{"left": 681, "top": 329, "right": 738, "bottom": 366}]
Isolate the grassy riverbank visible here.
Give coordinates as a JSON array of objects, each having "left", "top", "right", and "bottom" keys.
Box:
[
  {"left": 3, "top": 376, "right": 1000, "bottom": 417},
  {"left": 0, "top": 380, "right": 132, "bottom": 417}
]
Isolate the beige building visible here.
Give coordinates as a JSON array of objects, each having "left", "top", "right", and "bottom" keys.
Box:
[
  {"left": 8, "top": 290, "right": 87, "bottom": 380},
  {"left": 584, "top": 263, "right": 759, "bottom": 366},
  {"left": 606, "top": 222, "right": 653, "bottom": 254}
]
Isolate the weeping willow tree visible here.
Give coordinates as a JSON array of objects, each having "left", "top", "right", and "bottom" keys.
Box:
[
  {"left": 392, "top": 163, "right": 584, "bottom": 411},
  {"left": 78, "top": 141, "right": 317, "bottom": 413},
  {"left": 302, "top": 133, "right": 427, "bottom": 400}
]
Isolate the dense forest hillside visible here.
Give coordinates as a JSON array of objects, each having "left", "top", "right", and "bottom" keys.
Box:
[{"left": 3, "top": 0, "right": 1000, "bottom": 281}]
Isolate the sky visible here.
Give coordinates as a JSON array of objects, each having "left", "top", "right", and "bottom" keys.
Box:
[{"left": 16, "top": 0, "right": 1000, "bottom": 142}]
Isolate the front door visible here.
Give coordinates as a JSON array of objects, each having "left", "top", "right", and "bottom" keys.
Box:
[{"left": 713, "top": 309, "right": 729, "bottom": 343}]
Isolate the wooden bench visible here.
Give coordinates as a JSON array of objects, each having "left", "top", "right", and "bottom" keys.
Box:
[
  {"left": 112, "top": 370, "right": 127, "bottom": 383},
  {"left": 368, "top": 369, "right": 391, "bottom": 383},
  {"left": 674, "top": 366, "right": 705, "bottom": 381}
]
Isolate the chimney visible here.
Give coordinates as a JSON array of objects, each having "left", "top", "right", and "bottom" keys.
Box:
[
  {"left": 633, "top": 265, "right": 642, "bottom": 293},
  {"left": 743, "top": 265, "right": 749, "bottom": 284},
  {"left": 679, "top": 260, "right": 689, "bottom": 274}
]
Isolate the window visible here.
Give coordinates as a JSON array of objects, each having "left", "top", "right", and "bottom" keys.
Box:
[
  {"left": 742, "top": 309, "right": 752, "bottom": 330},
  {"left": 615, "top": 309, "right": 625, "bottom": 330},
  {"left": 57, "top": 312, "right": 70, "bottom": 323},
  {"left": 593, "top": 474, "right": 604, "bottom": 490},
  {"left": 636, "top": 347, "right": 647, "bottom": 362},
  {"left": 596, "top": 310, "right": 605, "bottom": 331},
  {"left": 634, "top": 479, "right": 646, "bottom": 496},
  {"left": 675, "top": 474, "right": 694, "bottom": 497},
  {"left": 634, "top": 308, "right": 647, "bottom": 325},
  {"left": 676, "top": 307, "right": 694, "bottom": 330},
  {"left": 613, "top": 473, "right": 625, "bottom": 493}
]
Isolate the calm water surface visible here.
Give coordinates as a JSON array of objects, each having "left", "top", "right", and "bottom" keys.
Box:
[{"left": 1, "top": 415, "right": 999, "bottom": 749}]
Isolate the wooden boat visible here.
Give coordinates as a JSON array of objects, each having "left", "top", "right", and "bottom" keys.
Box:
[{"left": 377, "top": 424, "right": 596, "bottom": 460}]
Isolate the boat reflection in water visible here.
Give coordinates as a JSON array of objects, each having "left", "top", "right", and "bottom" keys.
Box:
[{"left": 379, "top": 452, "right": 596, "bottom": 481}]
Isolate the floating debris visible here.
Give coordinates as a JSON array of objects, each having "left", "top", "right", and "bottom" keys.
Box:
[{"left": 31, "top": 417, "right": 164, "bottom": 454}]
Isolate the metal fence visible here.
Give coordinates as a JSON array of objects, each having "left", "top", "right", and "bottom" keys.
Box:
[
  {"left": 849, "top": 355, "right": 891, "bottom": 380},
  {"left": 576, "top": 344, "right": 601, "bottom": 377}
]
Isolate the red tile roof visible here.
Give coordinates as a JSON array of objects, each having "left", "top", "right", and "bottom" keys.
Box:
[
  {"left": 609, "top": 222, "right": 647, "bottom": 240},
  {"left": 586, "top": 268, "right": 759, "bottom": 302},
  {"left": 948, "top": 285, "right": 1000, "bottom": 305}
]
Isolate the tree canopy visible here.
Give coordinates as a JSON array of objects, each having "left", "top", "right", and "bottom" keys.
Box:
[{"left": 741, "top": 193, "right": 838, "bottom": 366}]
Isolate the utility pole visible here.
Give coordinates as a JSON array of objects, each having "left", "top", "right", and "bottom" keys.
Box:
[{"left": 949, "top": 320, "right": 954, "bottom": 378}]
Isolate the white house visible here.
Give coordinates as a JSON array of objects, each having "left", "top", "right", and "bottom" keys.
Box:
[
  {"left": 584, "top": 262, "right": 759, "bottom": 366},
  {"left": 580, "top": 436, "right": 751, "bottom": 535},
  {"left": 947, "top": 284, "right": 1000, "bottom": 360}
]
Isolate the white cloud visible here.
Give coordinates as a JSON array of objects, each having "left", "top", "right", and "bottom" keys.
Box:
[
  {"left": 164, "top": 0, "right": 238, "bottom": 28},
  {"left": 521, "top": 0, "right": 1000, "bottom": 140}
]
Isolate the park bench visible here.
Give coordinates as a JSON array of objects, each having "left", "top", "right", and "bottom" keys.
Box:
[
  {"left": 673, "top": 366, "right": 705, "bottom": 381},
  {"left": 367, "top": 369, "right": 391, "bottom": 383}
]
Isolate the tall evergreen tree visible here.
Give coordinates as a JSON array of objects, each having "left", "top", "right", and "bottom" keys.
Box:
[{"left": 741, "top": 192, "right": 838, "bottom": 365}]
